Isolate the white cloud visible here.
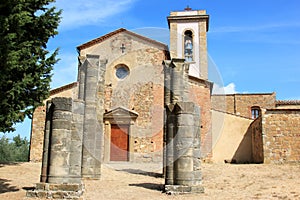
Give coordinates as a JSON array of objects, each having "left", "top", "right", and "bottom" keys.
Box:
[
  {"left": 212, "top": 83, "right": 237, "bottom": 95},
  {"left": 55, "top": 0, "right": 138, "bottom": 30}
]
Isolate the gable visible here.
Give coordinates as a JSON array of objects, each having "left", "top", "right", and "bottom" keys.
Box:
[
  {"left": 77, "top": 28, "right": 169, "bottom": 53},
  {"left": 104, "top": 107, "right": 138, "bottom": 123}
]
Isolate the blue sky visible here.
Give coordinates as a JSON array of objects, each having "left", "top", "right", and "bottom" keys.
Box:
[{"left": 3, "top": 0, "right": 300, "bottom": 139}]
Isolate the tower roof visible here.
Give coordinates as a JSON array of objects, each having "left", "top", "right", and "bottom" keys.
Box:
[{"left": 167, "top": 9, "right": 209, "bottom": 31}]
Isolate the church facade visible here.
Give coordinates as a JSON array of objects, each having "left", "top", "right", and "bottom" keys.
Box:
[{"left": 29, "top": 8, "right": 300, "bottom": 165}]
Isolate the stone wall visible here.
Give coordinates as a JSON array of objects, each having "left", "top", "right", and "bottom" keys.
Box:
[
  {"left": 98, "top": 35, "right": 167, "bottom": 163},
  {"left": 262, "top": 109, "right": 300, "bottom": 163},
  {"left": 29, "top": 83, "right": 78, "bottom": 162},
  {"left": 212, "top": 93, "right": 276, "bottom": 118}
]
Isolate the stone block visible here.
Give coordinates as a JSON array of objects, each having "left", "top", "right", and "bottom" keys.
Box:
[
  {"left": 52, "top": 191, "right": 65, "bottom": 199},
  {"left": 176, "top": 114, "right": 194, "bottom": 126},
  {"left": 175, "top": 157, "right": 193, "bottom": 172},
  {"left": 37, "top": 191, "right": 48, "bottom": 198},
  {"left": 26, "top": 191, "right": 37, "bottom": 198},
  {"left": 165, "top": 185, "right": 204, "bottom": 194},
  {"left": 52, "top": 97, "right": 72, "bottom": 111},
  {"left": 36, "top": 183, "right": 46, "bottom": 190},
  {"left": 52, "top": 120, "right": 72, "bottom": 130},
  {"left": 175, "top": 102, "right": 196, "bottom": 114},
  {"left": 176, "top": 126, "right": 194, "bottom": 138},
  {"left": 72, "top": 100, "right": 85, "bottom": 115}
]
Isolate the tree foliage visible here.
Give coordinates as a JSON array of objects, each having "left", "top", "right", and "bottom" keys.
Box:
[
  {"left": 0, "top": 134, "right": 29, "bottom": 162},
  {"left": 0, "top": 0, "right": 61, "bottom": 132}
]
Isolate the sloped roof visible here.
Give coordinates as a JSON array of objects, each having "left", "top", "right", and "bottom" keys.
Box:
[
  {"left": 76, "top": 28, "right": 168, "bottom": 51},
  {"left": 50, "top": 82, "right": 77, "bottom": 96},
  {"left": 276, "top": 100, "right": 300, "bottom": 105}
]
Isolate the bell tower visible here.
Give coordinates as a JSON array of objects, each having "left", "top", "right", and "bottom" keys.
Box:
[{"left": 168, "top": 6, "right": 209, "bottom": 80}]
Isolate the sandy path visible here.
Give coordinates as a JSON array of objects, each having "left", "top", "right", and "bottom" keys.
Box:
[{"left": 0, "top": 162, "right": 299, "bottom": 199}]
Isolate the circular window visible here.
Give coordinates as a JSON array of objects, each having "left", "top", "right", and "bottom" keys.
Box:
[{"left": 115, "top": 65, "right": 129, "bottom": 79}]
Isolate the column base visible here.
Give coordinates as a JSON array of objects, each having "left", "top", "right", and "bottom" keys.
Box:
[
  {"left": 165, "top": 185, "right": 204, "bottom": 194},
  {"left": 26, "top": 182, "right": 84, "bottom": 199}
]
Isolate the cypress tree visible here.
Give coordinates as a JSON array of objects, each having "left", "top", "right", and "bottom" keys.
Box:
[{"left": 0, "top": 0, "right": 61, "bottom": 132}]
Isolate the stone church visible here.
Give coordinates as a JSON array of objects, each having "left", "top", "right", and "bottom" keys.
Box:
[{"left": 29, "top": 7, "right": 300, "bottom": 168}]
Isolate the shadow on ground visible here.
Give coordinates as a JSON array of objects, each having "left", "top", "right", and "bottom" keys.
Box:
[
  {"left": 129, "top": 183, "right": 164, "bottom": 191},
  {"left": 0, "top": 178, "right": 19, "bottom": 194},
  {"left": 117, "top": 168, "right": 163, "bottom": 178},
  {"left": 0, "top": 162, "right": 20, "bottom": 168}
]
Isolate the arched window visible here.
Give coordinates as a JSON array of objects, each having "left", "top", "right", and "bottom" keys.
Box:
[
  {"left": 184, "top": 30, "right": 193, "bottom": 62},
  {"left": 251, "top": 106, "right": 261, "bottom": 119}
]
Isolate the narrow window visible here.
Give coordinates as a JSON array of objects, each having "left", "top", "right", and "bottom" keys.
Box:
[
  {"left": 251, "top": 106, "right": 260, "bottom": 119},
  {"left": 184, "top": 30, "right": 193, "bottom": 62}
]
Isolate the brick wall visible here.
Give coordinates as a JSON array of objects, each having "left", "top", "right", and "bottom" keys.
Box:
[
  {"left": 188, "top": 78, "right": 212, "bottom": 161},
  {"left": 262, "top": 109, "right": 300, "bottom": 163},
  {"left": 212, "top": 93, "right": 276, "bottom": 118}
]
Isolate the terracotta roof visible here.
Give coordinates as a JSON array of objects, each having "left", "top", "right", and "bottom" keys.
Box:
[
  {"left": 212, "top": 92, "right": 275, "bottom": 96},
  {"left": 276, "top": 100, "right": 300, "bottom": 105},
  {"left": 267, "top": 108, "right": 300, "bottom": 111},
  {"left": 76, "top": 28, "right": 168, "bottom": 51},
  {"left": 50, "top": 82, "right": 78, "bottom": 96}
]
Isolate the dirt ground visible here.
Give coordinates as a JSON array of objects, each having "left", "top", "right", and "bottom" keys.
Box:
[{"left": 0, "top": 162, "right": 299, "bottom": 200}]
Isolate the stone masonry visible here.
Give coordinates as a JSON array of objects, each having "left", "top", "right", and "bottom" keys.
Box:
[
  {"left": 212, "top": 93, "right": 276, "bottom": 118},
  {"left": 262, "top": 109, "right": 300, "bottom": 163},
  {"left": 27, "top": 55, "right": 106, "bottom": 199},
  {"left": 27, "top": 97, "right": 84, "bottom": 199},
  {"left": 164, "top": 58, "right": 204, "bottom": 194}
]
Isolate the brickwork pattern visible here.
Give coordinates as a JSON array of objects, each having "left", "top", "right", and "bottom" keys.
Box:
[
  {"left": 263, "top": 109, "right": 300, "bottom": 163},
  {"left": 212, "top": 93, "right": 276, "bottom": 118},
  {"left": 189, "top": 82, "right": 212, "bottom": 160}
]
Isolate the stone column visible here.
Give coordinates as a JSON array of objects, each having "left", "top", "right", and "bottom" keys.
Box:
[
  {"left": 164, "top": 60, "right": 172, "bottom": 182},
  {"left": 165, "top": 105, "right": 175, "bottom": 185},
  {"left": 173, "top": 102, "right": 201, "bottom": 186},
  {"left": 69, "top": 100, "right": 84, "bottom": 181},
  {"left": 40, "top": 101, "right": 52, "bottom": 183},
  {"left": 81, "top": 55, "right": 106, "bottom": 179},
  {"left": 47, "top": 97, "right": 79, "bottom": 184},
  {"left": 27, "top": 97, "right": 84, "bottom": 199},
  {"left": 163, "top": 58, "right": 204, "bottom": 194},
  {"left": 169, "top": 58, "right": 189, "bottom": 103}
]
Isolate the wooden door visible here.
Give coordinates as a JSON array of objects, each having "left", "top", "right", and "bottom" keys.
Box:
[{"left": 110, "top": 124, "right": 129, "bottom": 161}]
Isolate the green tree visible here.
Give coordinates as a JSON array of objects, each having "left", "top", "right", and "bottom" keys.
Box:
[
  {"left": 0, "top": 0, "right": 61, "bottom": 132},
  {"left": 0, "top": 134, "right": 29, "bottom": 162}
]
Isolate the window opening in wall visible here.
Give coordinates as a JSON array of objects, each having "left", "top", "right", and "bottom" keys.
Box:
[
  {"left": 251, "top": 107, "right": 260, "bottom": 119},
  {"left": 115, "top": 65, "right": 129, "bottom": 79},
  {"left": 184, "top": 30, "right": 193, "bottom": 62}
]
